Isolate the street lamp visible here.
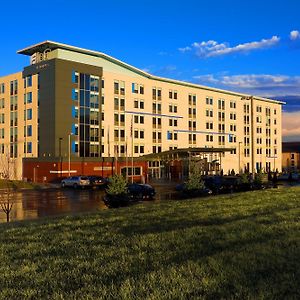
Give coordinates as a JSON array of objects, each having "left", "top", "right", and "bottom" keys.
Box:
[
  {"left": 238, "top": 142, "right": 242, "bottom": 174},
  {"left": 68, "top": 133, "right": 73, "bottom": 177},
  {"left": 59, "top": 137, "right": 63, "bottom": 177}
]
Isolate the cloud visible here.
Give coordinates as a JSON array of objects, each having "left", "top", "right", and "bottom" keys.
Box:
[
  {"left": 179, "top": 36, "right": 280, "bottom": 58},
  {"left": 282, "top": 111, "right": 300, "bottom": 140},
  {"left": 178, "top": 46, "right": 192, "bottom": 53},
  {"left": 193, "top": 74, "right": 300, "bottom": 98},
  {"left": 290, "top": 30, "right": 300, "bottom": 40}
]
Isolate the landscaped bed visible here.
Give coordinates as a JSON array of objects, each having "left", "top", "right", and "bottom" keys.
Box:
[{"left": 0, "top": 187, "right": 299, "bottom": 299}]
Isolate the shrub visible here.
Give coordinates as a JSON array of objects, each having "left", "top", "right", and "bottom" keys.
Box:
[
  {"left": 239, "top": 173, "right": 251, "bottom": 191},
  {"left": 185, "top": 168, "right": 205, "bottom": 191},
  {"left": 106, "top": 175, "right": 128, "bottom": 196}
]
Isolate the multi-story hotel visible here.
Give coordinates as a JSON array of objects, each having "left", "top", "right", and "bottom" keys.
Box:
[{"left": 0, "top": 41, "right": 283, "bottom": 182}]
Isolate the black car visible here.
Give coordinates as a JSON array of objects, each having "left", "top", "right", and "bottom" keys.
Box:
[
  {"left": 127, "top": 183, "right": 156, "bottom": 200},
  {"left": 88, "top": 176, "right": 108, "bottom": 189}
]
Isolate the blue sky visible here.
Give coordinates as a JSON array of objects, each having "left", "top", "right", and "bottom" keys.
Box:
[{"left": 1, "top": 0, "right": 300, "bottom": 138}]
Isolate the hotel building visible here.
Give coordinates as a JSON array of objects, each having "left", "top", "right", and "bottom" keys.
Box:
[{"left": 0, "top": 41, "right": 283, "bottom": 181}]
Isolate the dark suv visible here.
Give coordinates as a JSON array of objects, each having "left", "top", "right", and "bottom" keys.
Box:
[
  {"left": 127, "top": 183, "right": 156, "bottom": 200},
  {"left": 88, "top": 176, "right": 108, "bottom": 189}
]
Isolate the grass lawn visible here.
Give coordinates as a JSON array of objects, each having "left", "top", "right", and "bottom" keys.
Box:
[
  {"left": 0, "top": 187, "right": 299, "bottom": 299},
  {"left": 0, "top": 179, "right": 41, "bottom": 190}
]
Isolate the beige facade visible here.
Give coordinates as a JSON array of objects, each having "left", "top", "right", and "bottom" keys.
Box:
[
  {"left": 0, "top": 72, "right": 39, "bottom": 179},
  {"left": 0, "top": 41, "right": 283, "bottom": 179}
]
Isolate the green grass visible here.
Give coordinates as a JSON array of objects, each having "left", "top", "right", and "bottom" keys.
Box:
[
  {"left": 0, "top": 179, "right": 42, "bottom": 190},
  {"left": 0, "top": 187, "right": 299, "bottom": 299}
]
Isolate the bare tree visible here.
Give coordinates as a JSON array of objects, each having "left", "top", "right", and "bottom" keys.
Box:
[{"left": 0, "top": 187, "right": 13, "bottom": 223}]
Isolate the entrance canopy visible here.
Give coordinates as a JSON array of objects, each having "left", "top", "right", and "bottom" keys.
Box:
[{"left": 140, "top": 147, "right": 235, "bottom": 161}]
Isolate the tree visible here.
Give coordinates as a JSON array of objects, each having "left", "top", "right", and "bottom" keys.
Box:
[
  {"left": 106, "top": 175, "right": 128, "bottom": 196},
  {"left": 104, "top": 175, "right": 129, "bottom": 208},
  {"left": 185, "top": 165, "right": 205, "bottom": 191},
  {"left": 0, "top": 185, "right": 13, "bottom": 222}
]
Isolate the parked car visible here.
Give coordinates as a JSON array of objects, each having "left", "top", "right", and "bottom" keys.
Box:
[
  {"left": 175, "top": 183, "right": 212, "bottom": 197},
  {"left": 127, "top": 183, "right": 156, "bottom": 200},
  {"left": 88, "top": 176, "right": 108, "bottom": 188},
  {"left": 61, "top": 176, "right": 90, "bottom": 189}
]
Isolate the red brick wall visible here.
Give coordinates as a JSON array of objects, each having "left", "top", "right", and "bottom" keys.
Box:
[{"left": 23, "top": 160, "right": 148, "bottom": 183}]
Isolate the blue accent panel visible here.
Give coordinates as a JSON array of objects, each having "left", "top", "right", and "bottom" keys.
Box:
[
  {"left": 132, "top": 83, "right": 135, "bottom": 92},
  {"left": 72, "top": 89, "right": 77, "bottom": 100},
  {"left": 72, "top": 141, "right": 76, "bottom": 153},
  {"left": 167, "top": 131, "right": 172, "bottom": 140},
  {"left": 72, "top": 106, "right": 76, "bottom": 118},
  {"left": 72, "top": 124, "right": 76, "bottom": 135},
  {"left": 72, "top": 71, "right": 76, "bottom": 83}
]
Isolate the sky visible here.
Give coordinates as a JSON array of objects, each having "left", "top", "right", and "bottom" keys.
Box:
[{"left": 0, "top": 0, "right": 300, "bottom": 140}]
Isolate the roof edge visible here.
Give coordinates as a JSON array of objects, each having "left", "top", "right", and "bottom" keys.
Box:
[{"left": 17, "top": 41, "right": 285, "bottom": 105}]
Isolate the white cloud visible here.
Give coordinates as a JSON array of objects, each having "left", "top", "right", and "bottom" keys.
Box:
[
  {"left": 290, "top": 30, "right": 300, "bottom": 40},
  {"left": 180, "top": 36, "right": 280, "bottom": 58},
  {"left": 193, "top": 74, "right": 300, "bottom": 97},
  {"left": 178, "top": 46, "right": 191, "bottom": 53}
]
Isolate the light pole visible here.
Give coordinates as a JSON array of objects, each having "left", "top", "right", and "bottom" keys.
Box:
[
  {"left": 59, "top": 137, "right": 63, "bottom": 177},
  {"left": 238, "top": 142, "right": 242, "bottom": 174},
  {"left": 68, "top": 133, "right": 73, "bottom": 177}
]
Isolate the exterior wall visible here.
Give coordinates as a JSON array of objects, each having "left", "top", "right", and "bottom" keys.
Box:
[
  {"left": 282, "top": 152, "right": 300, "bottom": 171},
  {"left": 23, "top": 159, "right": 148, "bottom": 183},
  {"left": 0, "top": 72, "right": 39, "bottom": 179}
]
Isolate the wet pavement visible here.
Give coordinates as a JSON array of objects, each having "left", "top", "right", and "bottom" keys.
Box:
[
  {"left": 0, "top": 181, "right": 180, "bottom": 223},
  {"left": 0, "top": 180, "right": 298, "bottom": 223}
]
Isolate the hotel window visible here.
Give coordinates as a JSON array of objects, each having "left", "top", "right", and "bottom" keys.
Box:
[
  {"left": 10, "top": 80, "right": 18, "bottom": 96},
  {"left": 132, "top": 83, "right": 144, "bottom": 94},
  {"left": 189, "top": 133, "right": 196, "bottom": 143},
  {"left": 169, "top": 119, "right": 178, "bottom": 127},
  {"left": 206, "top": 135, "right": 213, "bottom": 142},
  {"left": 206, "top": 97, "right": 213, "bottom": 105},
  {"left": 256, "top": 116, "right": 262, "bottom": 123},
  {"left": 218, "top": 99, "right": 225, "bottom": 110},
  {"left": 27, "top": 142, "right": 32, "bottom": 154},
  {"left": 27, "top": 125, "right": 32, "bottom": 137},
  {"left": 24, "top": 75, "right": 32, "bottom": 88},
  {"left": 0, "top": 114, "right": 5, "bottom": 124},
  {"left": 134, "top": 115, "right": 144, "bottom": 124},
  {"left": 134, "top": 129, "right": 144, "bottom": 139},
  {"left": 0, "top": 83, "right": 4, "bottom": 94},
  {"left": 24, "top": 92, "right": 32, "bottom": 104},
  {"left": 206, "top": 109, "right": 213, "bottom": 117},
  {"left": 26, "top": 109, "right": 32, "bottom": 120},
  {"left": 230, "top": 124, "right": 236, "bottom": 132},
  {"left": 206, "top": 122, "right": 213, "bottom": 130},
  {"left": 230, "top": 101, "right": 236, "bottom": 109},
  {"left": 114, "top": 81, "right": 119, "bottom": 94},
  {"left": 218, "top": 124, "right": 225, "bottom": 133},
  {"left": 256, "top": 106, "right": 262, "bottom": 113},
  {"left": 134, "top": 99, "right": 144, "bottom": 109},
  {"left": 230, "top": 112, "right": 236, "bottom": 120},
  {"left": 244, "top": 104, "right": 250, "bottom": 114},
  {"left": 169, "top": 90, "right": 178, "bottom": 100}
]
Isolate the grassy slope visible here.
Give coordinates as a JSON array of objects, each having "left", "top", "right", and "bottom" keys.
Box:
[
  {"left": 0, "top": 187, "right": 299, "bottom": 299},
  {"left": 0, "top": 179, "right": 40, "bottom": 190}
]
